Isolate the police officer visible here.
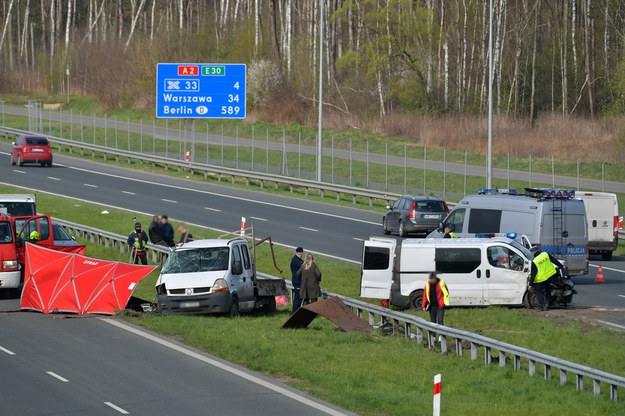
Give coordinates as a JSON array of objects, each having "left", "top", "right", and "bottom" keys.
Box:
[
  {"left": 443, "top": 225, "right": 457, "bottom": 238},
  {"left": 128, "top": 222, "right": 148, "bottom": 265},
  {"left": 529, "top": 246, "right": 563, "bottom": 311},
  {"left": 290, "top": 246, "right": 304, "bottom": 313}
]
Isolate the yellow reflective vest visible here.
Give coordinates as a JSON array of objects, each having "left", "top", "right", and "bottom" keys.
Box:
[{"left": 532, "top": 252, "right": 556, "bottom": 284}]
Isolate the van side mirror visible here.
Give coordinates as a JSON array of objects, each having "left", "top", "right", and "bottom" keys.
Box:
[{"left": 232, "top": 260, "right": 243, "bottom": 275}]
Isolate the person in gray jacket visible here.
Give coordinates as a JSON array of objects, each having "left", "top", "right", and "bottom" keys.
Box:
[{"left": 297, "top": 253, "right": 322, "bottom": 304}]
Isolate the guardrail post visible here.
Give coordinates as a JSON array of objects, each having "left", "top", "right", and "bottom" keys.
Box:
[
  {"left": 319, "top": 189, "right": 324, "bottom": 199},
  {"left": 414, "top": 327, "right": 423, "bottom": 345},
  {"left": 559, "top": 369, "right": 567, "bottom": 385},
  {"left": 470, "top": 342, "right": 477, "bottom": 360},
  {"left": 593, "top": 379, "right": 601, "bottom": 397},
  {"left": 440, "top": 336, "right": 448, "bottom": 353},
  {"left": 610, "top": 385, "right": 618, "bottom": 401},
  {"left": 454, "top": 338, "right": 462, "bottom": 356},
  {"left": 484, "top": 347, "right": 492, "bottom": 365},
  {"left": 304, "top": 187, "right": 308, "bottom": 196},
  {"left": 368, "top": 312, "right": 375, "bottom": 326},
  {"left": 404, "top": 322, "right": 410, "bottom": 338},
  {"left": 576, "top": 374, "right": 584, "bottom": 391},
  {"left": 544, "top": 365, "right": 551, "bottom": 380},
  {"left": 529, "top": 360, "right": 536, "bottom": 376},
  {"left": 513, "top": 355, "right": 521, "bottom": 371},
  {"left": 368, "top": 197, "right": 373, "bottom": 207},
  {"left": 427, "top": 331, "right": 435, "bottom": 349},
  {"left": 498, "top": 351, "right": 506, "bottom": 367},
  {"left": 356, "top": 308, "right": 363, "bottom": 318}
]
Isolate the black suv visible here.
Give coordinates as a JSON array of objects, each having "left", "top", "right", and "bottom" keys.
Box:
[{"left": 383, "top": 196, "right": 448, "bottom": 237}]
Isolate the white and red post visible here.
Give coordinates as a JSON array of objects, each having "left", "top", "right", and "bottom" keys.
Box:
[
  {"left": 240, "top": 217, "right": 247, "bottom": 237},
  {"left": 433, "top": 374, "right": 442, "bottom": 416},
  {"left": 185, "top": 151, "right": 190, "bottom": 162}
]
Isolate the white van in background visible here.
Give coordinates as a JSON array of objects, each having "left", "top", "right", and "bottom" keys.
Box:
[
  {"left": 577, "top": 192, "right": 620, "bottom": 261},
  {"left": 360, "top": 237, "right": 533, "bottom": 309},
  {"left": 430, "top": 188, "right": 589, "bottom": 277}
]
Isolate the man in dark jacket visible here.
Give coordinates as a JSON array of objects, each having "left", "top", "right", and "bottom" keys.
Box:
[
  {"left": 290, "top": 246, "right": 304, "bottom": 313},
  {"left": 148, "top": 215, "right": 164, "bottom": 245},
  {"left": 160, "top": 215, "right": 175, "bottom": 247},
  {"left": 127, "top": 222, "right": 148, "bottom": 265}
]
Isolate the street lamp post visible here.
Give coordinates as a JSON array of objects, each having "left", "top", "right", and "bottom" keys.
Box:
[
  {"left": 316, "top": 0, "right": 324, "bottom": 183},
  {"left": 486, "top": 0, "right": 494, "bottom": 188}
]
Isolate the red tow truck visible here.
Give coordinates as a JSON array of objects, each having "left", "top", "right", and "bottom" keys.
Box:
[{"left": 0, "top": 214, "right": 85, "bottom": 295}]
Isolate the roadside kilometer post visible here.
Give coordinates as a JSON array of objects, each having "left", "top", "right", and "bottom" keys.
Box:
[{"left": 156, "top": 63, "right": 246, "bottom": 119}]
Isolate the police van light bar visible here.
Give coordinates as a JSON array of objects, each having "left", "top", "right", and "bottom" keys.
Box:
[
  {"left": 478, "top": 188, "right": 518, "bottom": 195},
  {"left": 475, "top": 232, "right": 518, "bottom": 239},
  {"left": 524, "top": 188, "right": 575, "bottom": 200}
]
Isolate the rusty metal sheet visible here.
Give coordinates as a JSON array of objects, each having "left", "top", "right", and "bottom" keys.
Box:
[{"left": 282, "top": 296, "right": 372, "bottom": 334}]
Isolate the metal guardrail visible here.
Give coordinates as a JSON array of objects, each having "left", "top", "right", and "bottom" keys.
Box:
[
  {"left": 0, "top": 125, "right": 400, "bottom": 206},
  {"left": 54, "top": 217, "right": 625, "bottom": 402}
]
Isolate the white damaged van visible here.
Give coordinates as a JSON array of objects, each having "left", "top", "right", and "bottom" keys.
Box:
[{"left": 360, "top": 237, "right": 533, "bottom": 308}]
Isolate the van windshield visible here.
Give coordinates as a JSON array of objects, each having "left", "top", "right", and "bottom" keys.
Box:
[
  {"left": 0, "top": 222, "right": 12, "bottom": 243},
  {"left": 162, "top": 247, "right": 229, "bottom": 274}
]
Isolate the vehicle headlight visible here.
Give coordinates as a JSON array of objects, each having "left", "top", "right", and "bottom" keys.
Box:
[
  {"left": 2, "top": 260, "right": 18, "bottom": 269},
  {"left": 211, "top": 278, "right": 229, "bottom": 293}
]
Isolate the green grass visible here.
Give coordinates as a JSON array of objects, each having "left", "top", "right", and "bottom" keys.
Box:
[{"left": 3, "top": 182, "right": 624, "bottom": 414}]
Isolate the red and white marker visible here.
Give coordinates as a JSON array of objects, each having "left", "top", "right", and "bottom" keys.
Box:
[
  {"left": 185, "top": 151, "right": 190, "bottom": 162},
  {"left": 240, "top": 217, "right": 247, "bottom": 237},
  {"left": 433, "top": 374, "right": 441, "bottom": 416}
]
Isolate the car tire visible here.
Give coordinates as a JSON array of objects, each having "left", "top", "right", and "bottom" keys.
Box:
[
  {"left": 229, "top": 297, "right": 240, "bottom": 317},
  {"left": 17, "top": 156, "right": 23, "bottom": 167},
  {"left": 602, "top": 251, "right": 613, "bottom": 261},
  {"left": 10, "top": 156, "right": 15, "bottom": 166},
  {"left": 399, "top": 221, "right": 407, "bottom": 238},
  {"left": 409, "top": 290, "right": 424, "bottom": 310},
  {"left": 383, "top": 218, "right": 390, "bottom": 235},
  {"left": 47, "top": 162, "right": 53, "bottom": 168}
]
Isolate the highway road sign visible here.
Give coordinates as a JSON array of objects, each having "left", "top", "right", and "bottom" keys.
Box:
[{"left": 156, "top": 63, "right": 246, "bottom": 119}]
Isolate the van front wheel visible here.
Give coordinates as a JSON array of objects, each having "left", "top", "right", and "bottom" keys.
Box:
[
  {"left": 409, "top": 290, "right": 424, "bottom": 310},
  {"left": 229, "top": 297, "right": 240, "bottom": 317}
]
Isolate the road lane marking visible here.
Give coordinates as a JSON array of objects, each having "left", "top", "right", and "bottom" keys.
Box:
[
  {"left": 597, "top": 320, "right": 625, "bottom": 332},
  {"left": 251, "top": 216, "right": 268, "bottom": 222},
  {"left": 13, "top": 169, "right": 25, "bottom": 174},
  {"left": 352, "top": 238, "right": 365, "bottom": 242},
  {"left": 102, "top": 319, "right": 349, "bottom": 416},
  {"left": 121, "top": 191, "right": 136, "bottom": 195},
  {"left": 204, "top": 207, "right": 221, "bottom": 212},
  {"left": 299, "top": 227, "right": 318, "bottom": 232},
  {"left": 104, "top": 402, "right": 129, "bottom": 414},
  {"left": 0, "top": 346, "right": 15, "bottom": 355},
  {"left": 161, "top": 198, "right": 177, "bottom": 203},
  {"left": 619, "top": 295, "right": 625, "bottom": 298},
  {"left": 57, "top": 164, "right": 379, "bottom": 226},
  {"left": 83, "top": 183, "right": 98, "bottom": 188},
  {"left": 0, "top": 182, "right": 360, "bottom": 265},
  {"left": 46, "top": 371, "right": 69, "bottom": 382},
  {"left": 589, "top": 264, "right": 625, "bottom": 274},
  {"left": 47, "top": 176, "right": 61, "bottom": 181}
]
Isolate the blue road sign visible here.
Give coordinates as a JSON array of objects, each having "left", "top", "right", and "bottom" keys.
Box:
[{"left": 156, "top": 63, "right": 246, "bottom": 119}]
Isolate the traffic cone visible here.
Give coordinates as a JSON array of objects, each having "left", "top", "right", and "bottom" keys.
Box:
[{"left": 595, "top": 265, "right": 605, "bottom": 283}]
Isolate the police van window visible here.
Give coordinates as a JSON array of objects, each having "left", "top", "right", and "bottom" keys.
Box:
[
  {"left": 241, "top": 244, "right": 251, "bottom": 270},
  {"left": 435, "top": 248, "right": 481, "bottom": 273},
  {"left": 487, "top": 246, "right": 524, "bottom": 272},
  {"left": 364, "top": 246, "right": 390, "bottom": 270},
  {"left": 468, "top": 209, "right": 502, "bottom": 233},
  {"left": 446, "top": 209, "right": 466, "bottom": 232}
]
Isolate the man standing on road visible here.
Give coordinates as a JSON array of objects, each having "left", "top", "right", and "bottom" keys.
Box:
[
  {"left": 160, "top": 215, "right": 175, "bottom": 247},
  {"left": 290, "top": 246, "right": 304, "bottom": 313},
  {"left": 148, "top": 215, "right": 164, "bottom": 245},
  {"left": 177, "top": 224, "right": 193, "bottom": 244},
  {"left": 128, "top": 222, "right": 148, "bottom": 265},
  {"left": 529, "top": 246, "right": 563, "bottom": 311}
]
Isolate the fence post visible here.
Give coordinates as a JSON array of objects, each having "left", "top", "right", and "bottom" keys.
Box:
[
  {"left": 207, "top": 123, "right": 210, "bottom": 164},
  {"left": 221, "top": 124, "right": 225, "bottom": 166},
  {"left": 70, "top": 109, "right": 73, "bottom": 141},
  {"left": 423, "top": 147, "right": 427, "bottom": 195},
  {"left": 551, "top": 155, "right": 555, "bottom": 187},
  {"left": 165, "top": 119, "right": 169, "bottom": 159},
  {"left": 251, "top": 124, "right": 255, "bottom": 170},
  {"left": 103, "top": 114, "right": 107, "bottom": 147},
  {"left": 299, "top": 131, "right": 302, "bottom": 178},
  {"left": 93, "top": 112, "right": 96, "bottom": 144},
  {"left": 153, "top": 119, "right": 156, "bottom": 155},
  {"left": 140, "top": 119, "right": 144, "bottom": 154},
  {"left": 507, "top": 154, "right": 510, "bottom": 189},
  {"left": 576, "top": 160, "right": 580, "bottom": 190},
  {"left": 127, "top": 118, "right": 131, "bottom": 151},
  {"left": 385, "top": 142, "right": 388, "bottom": 191},
  {"left": 236, "top": 125, "right": 239, "bottom": 168},
  {"left": 529, "top": 154, "right": 532, "bottom": 187},
  {"left": 266, "top": 128, "right": 269, "bottom": 173},
  {"left": 331, "top": 135, "right": 335, "bottom": 183},
  {"left": 443, "top": 149, "right": 446, "bottom": 198},
  {"left": 404, "top": 143, "right": 407, "bottom": 193},
  {"left": 464, "top": 151, "right": 467, "bottom": 196},
  {"left": 602, "top": 162, "right": 605, "bottom": 191},
  {"left": 115, "top": 117, "right": 118, "bottom": 149},
  {"left": 80, "top": 111, "right": 84, "bottom": 142},
  {"left": 366, "top": 141, "right": 369, "bottom": 187}
]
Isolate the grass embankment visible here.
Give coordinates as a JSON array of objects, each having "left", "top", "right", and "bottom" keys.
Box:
[{"left": 2, "top": 184, "right": 624, "bottom": 414}]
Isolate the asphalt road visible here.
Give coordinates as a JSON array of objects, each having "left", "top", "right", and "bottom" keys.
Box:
[
  {"left": 0, "top": 297, "right": 351, "bottom": 416},
  {"left": 4, "top": 104, "right": 625, "bottom": 193},
  {"left": 0, "top": 142, "right": 623, "bottom": 327}
]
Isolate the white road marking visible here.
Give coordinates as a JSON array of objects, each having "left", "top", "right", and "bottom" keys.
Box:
[
  {"left": 251, "top": 216, "right": 268, "bottom": 222},
  {"left": 121, "top": 191, "right": 136, "bottom": 195},
  {"left": 104, "top": 402, "right": 129, "bottom": 414},
  {"left": 0, "top": 182, "right": 360, "bottom": 265},
  {"left": 83, "top": 183, "right": 98, "bottom": 188},
  {"left": 204, "top": 207, "right": 221, "bottom": 212},
  {"left": 47, "top": 176, "right": 61, "bottom": 181},
  {"left": 101, "top": 319, "right": 348, "bottom": 416},
  {"left": 352, "top": 237, "right": 365, "bottom": 242},
  {"left": 597, "top": 320, "right": 625, "bottom": 332},
  {"left": 161, "top": 198, "right": 177, "bottom": 203},
  {"left": 618, "top": 295, "right": 625, "bottom": 298},
  {"left": 299, "top": 227, "right": 318, "bottom": 232},
  {"left": 589, "top": 264, "right": 625, "bottom": 274},
  {"left": 46, "top": 371, "right": 69, "bottom": 383},
  {"left": 13, "top": 169, "right": 25, "bottom": 174},
  {"left": 0, "top": 346, "right": 15, "bottom": 355},
  {"left": 58, "top": 164, "right": 379, "bottom": 226}
]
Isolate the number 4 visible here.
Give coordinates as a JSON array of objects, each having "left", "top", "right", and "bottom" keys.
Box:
[{"left": 233, "top": 82, "right": 239, "bottom": 90}]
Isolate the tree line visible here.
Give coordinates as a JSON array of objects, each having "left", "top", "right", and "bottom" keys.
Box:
[{"left": 1, "top": 0, "right": 624, "bottom": 122}]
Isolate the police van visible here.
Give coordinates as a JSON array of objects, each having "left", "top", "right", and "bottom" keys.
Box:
[
  {"left": 360, "top": 237, "right": 533, "bottom": 308},
  {"left": 430, "top": 188, "right": 589, "bottom": 276}
]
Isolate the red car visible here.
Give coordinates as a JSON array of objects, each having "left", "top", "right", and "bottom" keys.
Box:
[{"left": 11, "top": 135, "right": 53, "bottom": 167}]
